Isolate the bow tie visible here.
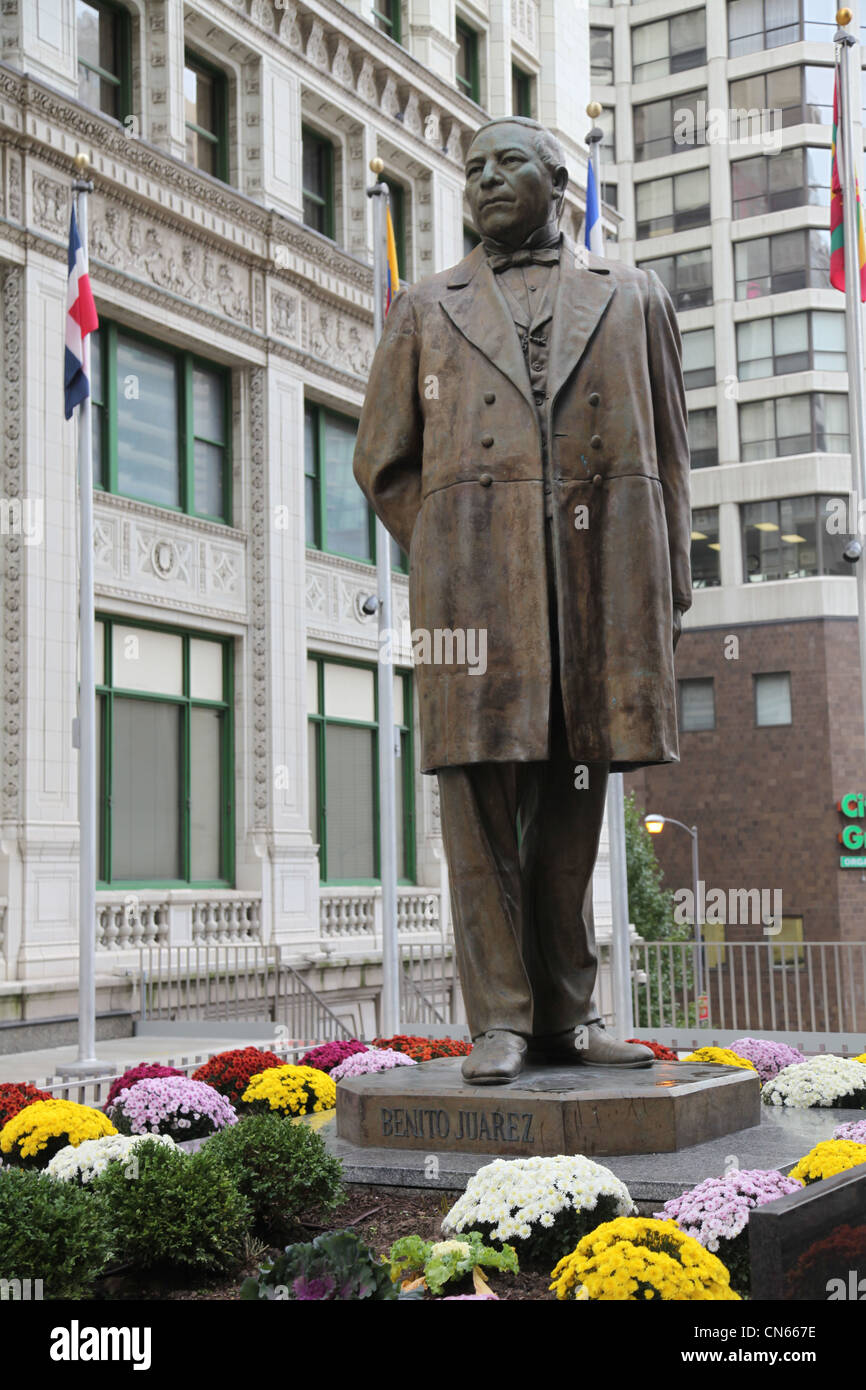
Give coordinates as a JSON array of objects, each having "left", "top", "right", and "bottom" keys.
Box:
[{"left": 487, "top": 247, "right": 561, "bottom": 274}]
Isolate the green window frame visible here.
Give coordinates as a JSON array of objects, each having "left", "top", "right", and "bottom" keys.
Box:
[
  {"left": 456, "top": 20, "right": 480, "bottom": 103},
  {"left": 76, "top": 0, "right": 132, "bottom": 123},
  {"left": 90, "top": 321, "right": 232, "bottom": 525},
  {"left": 95, "top": 617, "right": 234, "bottom": 889},
  {"left": 302, "top": 125, "right": 336, "bottom": 239},
  {"left": 372, "top": 0, "right": 402, "bottom": 43},
  {"left": 184, "top": 48, "right": 229, "bottom": 183},
  {"left": 305, "top": 400, "right": 407, "bottom": 570},
  {"left": 307, "top": 655, "right": 416, "bottom": 885},
  {"left": 511, "top": 65, "right": 533, "bottom": 117}
]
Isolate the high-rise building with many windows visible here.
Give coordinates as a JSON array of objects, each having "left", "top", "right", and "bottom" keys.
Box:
[{"left": 588, "top": 0, "right": 866, "bottom": 947}]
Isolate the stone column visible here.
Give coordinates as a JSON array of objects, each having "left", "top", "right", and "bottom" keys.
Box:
[{"left": 242, "top": 362, "right": 319, "bottom": 948}]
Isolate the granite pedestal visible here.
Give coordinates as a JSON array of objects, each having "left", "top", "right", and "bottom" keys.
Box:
[{"left": 336, "top": 1058, "right": 761, "bottom": 1158}]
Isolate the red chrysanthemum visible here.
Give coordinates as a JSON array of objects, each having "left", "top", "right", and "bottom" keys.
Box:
[
  {"left": 191, "top": 1047, "right": 285, "bottom": 1104},
  {"left": 373, "top": 1034, "right": 473, "bottom": 1062},
  {"left": 0, "top": 1082, "right": 53, "bottom": 1129},
  {"left": 626, "top": 1039, "right": 679, "bottom": 1062}
]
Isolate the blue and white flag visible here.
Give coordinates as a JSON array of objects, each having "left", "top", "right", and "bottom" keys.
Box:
[
  {"left": 584, "top": 162, "right": 603, "bottom": 257},
  {"left": 64, "top": 204, "right": 99, "bottom": 420}
]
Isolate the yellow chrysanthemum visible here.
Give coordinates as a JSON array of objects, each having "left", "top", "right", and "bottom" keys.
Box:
[
  {"left": 550, "top": 1217, "right": 740, "bottom": 1302},
  {"left": 240, "top": 1064, "right": 336, "bottom": 1116},
  {"left": 854, "top": 1054, "right": 866, "bottom": 1065},
  {"left": 682, "top": 1047, "right": 758, "bottom": 1073},
  {"left": 788, "top": 1140, "right": 866, "bottom": 1185},
  {"left": 0, "top": 1099, "right": 116, "bottom": 1166}
]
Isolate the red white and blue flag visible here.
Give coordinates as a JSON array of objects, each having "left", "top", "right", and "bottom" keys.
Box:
[{"left": 64, "top": 204, "right": 99, "bottom": 420}]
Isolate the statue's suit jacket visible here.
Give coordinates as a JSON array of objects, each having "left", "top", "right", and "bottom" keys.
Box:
[{"left": 353, "top": 238, "right": 692, "bottom": 773}]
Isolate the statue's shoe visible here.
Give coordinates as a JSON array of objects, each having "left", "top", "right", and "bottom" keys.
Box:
[
  {"left": 529, "top": 1024, "right": 654, "bottom": 1068},
  {"left": 462, "top": 1030, "right": 528, "bottom": 1085}
]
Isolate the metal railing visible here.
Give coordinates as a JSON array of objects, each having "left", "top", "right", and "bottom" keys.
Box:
[
  {"left": 138, "top": 944, "right": 349, "bottom": 1042},
  {"left": 399, "top": 941, "right": 458, "bottom": 1025},
  {"left": 633, "top": 939, "right": 866, "bottom": 1050}
]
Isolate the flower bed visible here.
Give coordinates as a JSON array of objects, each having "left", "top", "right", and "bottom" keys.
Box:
[
  {"left": 373, "top": 1034, "right": 473, "bottom": 1061},
  {"left": 107, "top": 1077, "right": 237, "bottom": 1141},
  {"left": 190, "top": 1048, "right": 286, "bottom": 1105},
  {"left": 729, "top": 1038, "right": 806, "bottom": 1085},
  {"left": 240, "top": 1064, "right": 336, "bottom": 1117},
  {"left": 788, "top": 1139, "right": 866, "bottom": 1184},
  {"left": 331, "top": 1048, "right": 416, "bottom": 1081},
  {"left": 762, "top": 1055, "right": 866, "bottom": 1109},
  {"left": 0, "top": 1099, "right": 117, "bottom": 1170},
  {"left": 46, "top": 1133, "right": 176, "bottom": 1184},
  {"left": 550, "top": 1217, "right": 740, "bottom": 1301},
  {"left": 442, "top": 1155, "right": 635, "bottom": 1267},
  {"left": 654, "top": 1169, "right": 803, "bottom": 1295},
  {"left": 104, "top": 1063, "right": 185, "bottom": 1111},
  {"left": 0, "top": 1082, "right": 53, "bottom": 1128},
  {"left": 298, "top": 1040, "right": 368, "bottom": 1074}
]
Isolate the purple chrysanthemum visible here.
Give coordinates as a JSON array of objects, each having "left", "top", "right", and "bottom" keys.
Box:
[
  {"left": 833, "top": 1118, "right": 866, "bottom": 1143},
  {"left": 655, "top": 1168, "right": 803, "bottom": 1252},
  {"left": 730, "top": 1038, "right": 807, "bottom": 1085},
  {"left": 331, "top": 1048, "right": 417, "bottom": 1081},
  {"left": 107, "top": 1076, "right": 237, "bottom": 1141}
]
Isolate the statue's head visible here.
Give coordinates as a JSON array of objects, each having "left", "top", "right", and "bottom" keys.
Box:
[{"left": 465, "top": 118, "right": 568, "bottom": 249}]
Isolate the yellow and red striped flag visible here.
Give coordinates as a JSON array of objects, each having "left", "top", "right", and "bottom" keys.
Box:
[
  {"left": 385, "top": 204, "right": 400, "bottom": 315},
  {"left": 831, "top": 68, "right": 866, "bottom": 301}
]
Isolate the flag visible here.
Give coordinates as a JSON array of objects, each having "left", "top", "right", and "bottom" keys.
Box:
[
  {"left": 65, "top": 203, "right": 99, "bottom": 420},
  {"left": 584, "top": 161, "right": 603, "bottom": 257},
  {"left": 385, "top": 202, "right": 400, "bottom": 315},
  {"left": 830, "top": 68, "right": 866, "bottom": 302}
]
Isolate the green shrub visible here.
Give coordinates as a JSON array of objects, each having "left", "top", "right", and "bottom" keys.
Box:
[
  {"left": 206, "top": 1114, "right": 344, "bottom": 1236},
  {"left": 240, "top": 1229, "right": 402, "bottom": 1301},
  {"left": 0, "top": 1166, "right": 113, "bottom": 1298},
  {"left": 93, "top": 1140, "right": 251, "bottom": 1274}
]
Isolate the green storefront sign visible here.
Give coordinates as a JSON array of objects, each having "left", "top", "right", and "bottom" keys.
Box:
[{"left": 838, "top": 793, "right": 866, "bottom": 866}]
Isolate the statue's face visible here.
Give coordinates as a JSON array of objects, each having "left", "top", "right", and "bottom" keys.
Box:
[{"left": 465, "top": 125, "right": 565, "bottom": 248}]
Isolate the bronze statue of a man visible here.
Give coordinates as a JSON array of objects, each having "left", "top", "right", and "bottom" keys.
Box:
[{"left": 353, "top": 118, "right": 691, "bottom": 1084}]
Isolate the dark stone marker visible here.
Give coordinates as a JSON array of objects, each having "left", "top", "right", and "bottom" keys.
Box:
[
  {"left": 336, "top": 1058, "right": 761, "bottom": 1158},
  {"left": 749, "top": 1165, "right": 866, "bottom": 1301}
]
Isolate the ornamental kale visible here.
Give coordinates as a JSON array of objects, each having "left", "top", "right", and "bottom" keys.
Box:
[
  {"left": 240, "top": 1229, "right": 406, "bottom": 1301},
  {"left": 389, "top": 1231, "right": 518, "bottom": 1295}
]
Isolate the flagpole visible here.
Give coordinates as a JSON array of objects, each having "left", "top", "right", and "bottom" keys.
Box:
[
  {"left": 835, "top": 12, "right": 866, "bottom": 779},
  {"left": 71, "top": 152, "right": 100, "bottom": 1070},
  {"left": 586, "top": 105, "right": 635, "bottom": 1041},
  {"left": 367, "top": 158, "right": 400, "bottom": 1036}
]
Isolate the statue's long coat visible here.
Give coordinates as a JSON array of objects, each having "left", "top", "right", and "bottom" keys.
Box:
[{"left": 353, "top": 240, "right": 692, "bottom": 774}]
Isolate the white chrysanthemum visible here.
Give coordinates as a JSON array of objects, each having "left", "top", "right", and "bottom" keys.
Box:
[
  {"left": 442, "top": 1155, "right": 634, "bottom": 1243},
  {"left": 46, "top": 1132, "right": 175, "bottom": 1183},
  {"left": 762, "top": 1056, "right": 866, "bottom": 1109}
]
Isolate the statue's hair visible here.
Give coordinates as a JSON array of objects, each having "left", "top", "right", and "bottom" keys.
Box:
[{"left": 467, "top": 117, "right": 566, "bottom": 180}]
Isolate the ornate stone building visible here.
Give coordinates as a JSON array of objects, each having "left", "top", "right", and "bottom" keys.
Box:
[{"left": 0, "top": 0, "right": 595, "bottom": 1040}]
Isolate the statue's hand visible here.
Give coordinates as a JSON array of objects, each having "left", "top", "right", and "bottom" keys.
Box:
[{"left": 673, "top": 607, "right": 684, "bottom": 652}]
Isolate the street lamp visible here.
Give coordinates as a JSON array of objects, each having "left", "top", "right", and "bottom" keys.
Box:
[{"left": 643, "top": 813, "right": 705, "bottom": 1013}]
